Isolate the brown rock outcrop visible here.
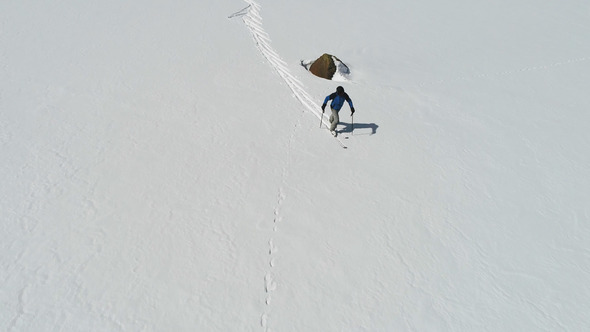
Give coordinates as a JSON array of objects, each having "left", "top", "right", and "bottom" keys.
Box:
[{"left": 309, "top": 53, "right": 338, "bottom": 80}]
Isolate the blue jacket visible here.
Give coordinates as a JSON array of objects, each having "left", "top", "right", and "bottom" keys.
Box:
[{"left": 323, "top": 92, "right": 353, "bottom": 111}]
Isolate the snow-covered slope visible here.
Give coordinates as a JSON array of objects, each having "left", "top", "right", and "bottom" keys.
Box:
[{"left": 2, "top": 0, "right": 589, "bottom": 331}]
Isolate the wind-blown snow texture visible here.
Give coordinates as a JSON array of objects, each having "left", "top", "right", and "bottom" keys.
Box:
[{"left": 2, "top": 0, "right": 590, "bottom": 331}]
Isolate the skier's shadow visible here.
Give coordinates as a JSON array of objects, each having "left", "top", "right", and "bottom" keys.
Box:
[{"left": 339, "top": 122, "right": 379, "bottom": 135}]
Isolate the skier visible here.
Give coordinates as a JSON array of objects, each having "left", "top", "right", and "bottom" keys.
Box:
[{"left": 321, "top": 86, "right": 355, "bottom": 136}]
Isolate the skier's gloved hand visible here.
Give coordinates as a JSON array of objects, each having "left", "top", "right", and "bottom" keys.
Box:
[
  {"left": 350, "top": 107, "right": 355, "bottom": 115},
  {"left": 321, "top": 104, "right": 326, "bottom": 111}
]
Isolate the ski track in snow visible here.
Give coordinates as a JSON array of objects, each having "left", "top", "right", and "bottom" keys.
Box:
[
  {"left": 233, "top": 0, "right": 350, "bottom": 328},
  {"left": 233, "top": 2, "right": 310, "bottom": 330},
  {"left": 238, "top": 1, "right": 333, "bottom": 129}
]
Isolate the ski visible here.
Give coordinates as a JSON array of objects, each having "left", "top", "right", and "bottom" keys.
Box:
[
  {"left": 331, "top": 131, "right": 347, "bottom": 149},
  {"left": 320, "top": 117, "right": 347, "bottom": 149}
]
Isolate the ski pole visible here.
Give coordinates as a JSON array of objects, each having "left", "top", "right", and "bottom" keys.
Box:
[
  {"left": 351, "top": 114, "right": 354, "bottom": 135},
  {"left": 320, "top": 110, "right": 324, "bottom": 128}
]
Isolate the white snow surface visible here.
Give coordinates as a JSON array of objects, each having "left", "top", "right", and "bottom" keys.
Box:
[{"left": 2, "top": 0, "right": 590, "bottom": 331}]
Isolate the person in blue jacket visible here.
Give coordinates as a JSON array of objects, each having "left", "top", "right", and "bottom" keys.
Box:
[{"left": 321, "top": 86, "right": 355, "bottom": 135}]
